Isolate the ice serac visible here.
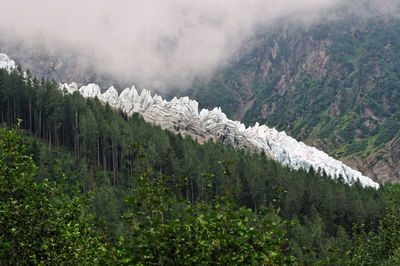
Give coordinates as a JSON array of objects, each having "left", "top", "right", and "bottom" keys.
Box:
[
  {"left": 79, "top": 84, "right": 103, "bottom": 101},
  {"left": 102, "top": 86, "right": 119, "bottom": 108},
  {"left": 66, "top": 83, "right": 379, "bottom": 188},
  {"left": 0, "top": 53, "right": 16, "bottom": 71},
  {"left": 0, "top": 53, "right": 379, "bottom": 188},
  {"left": 60, "top": 82, "right": 78, "bottom": 94}
]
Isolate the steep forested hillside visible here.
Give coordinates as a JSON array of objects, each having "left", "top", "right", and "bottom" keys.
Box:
[
  {"left": 182, "top": 3, "right": 400, "bottom": 183},
  {"left": 2, "top": 0, "right": 400, "bottom": 263},
  {"left": 2, "top": 66, "right": 399, "bottom": 264}
]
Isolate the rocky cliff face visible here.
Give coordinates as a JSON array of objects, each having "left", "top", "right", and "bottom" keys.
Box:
[{"left": 185, "top": 13, "right": 400, "bottom": 183}]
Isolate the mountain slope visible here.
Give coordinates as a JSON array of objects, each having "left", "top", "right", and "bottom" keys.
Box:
[
  {"left": 0, "top": 62, "right": 392, "bottom": 264},
  {"left": 59, "top": 81, "right": 378, "bottom": 187},
  {"left": 0, "top": 53, "right": 379, "bottom": 187},
  {"left": 184, "top": 7, "right": 400, "bottom": 183}
]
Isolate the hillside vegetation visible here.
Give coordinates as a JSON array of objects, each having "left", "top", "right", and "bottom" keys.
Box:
[
  {"left": 2, "top": 66, "right": 400, "bottom": 264},
  {"left": 183, "top": 5, "right": 400, "bottom": 183}
]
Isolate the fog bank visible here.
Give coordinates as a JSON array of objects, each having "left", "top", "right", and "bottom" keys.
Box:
[{"left": 0, "top": 0, "right": 396, "bottom": 90}]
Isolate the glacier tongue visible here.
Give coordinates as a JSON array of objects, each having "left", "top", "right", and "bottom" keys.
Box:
[
  {"left": 59, "top": 82, "right": 379, "bottom": 188},
  {"left": 0, "top": 53, "right": 379, "bottom": 188}
]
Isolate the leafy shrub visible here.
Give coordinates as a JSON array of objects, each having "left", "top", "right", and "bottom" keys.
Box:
[
  {"left": 374, "top": 120, "right": 400, "bottom": 147},
  {"left": 0, "top": 126, "right": 109, "bottom": 265}
]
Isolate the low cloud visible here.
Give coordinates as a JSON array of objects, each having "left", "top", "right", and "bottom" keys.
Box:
[{"left": 1, "top": 0, "right": 390, "bottom": 90}]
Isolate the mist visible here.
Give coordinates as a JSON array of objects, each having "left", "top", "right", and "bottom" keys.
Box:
[{"left": 0, "top": 0, "right": 395, "bottom": 90}]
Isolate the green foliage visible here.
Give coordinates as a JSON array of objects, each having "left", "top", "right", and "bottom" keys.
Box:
[
  {"left": 318, "top": 117, "right": 339, "bottom": 139},
  {"left": 0, "top": 67, "right": 393, "bottom": 264},
  {"left": 342, "top": 140, "right": 368, "bottom": 156},
  {"left": 339, "top": 123, "right": 357, "bottom": 143},
  {"left": 350, "top": 184, "right": 400, "bottom": 265},
  {"left": 0, "top": 126, "right": 110, "bottom": 265},
  {"left": 0, "top": 126, "right": 297, "bottom": 264},
  {"left": 374, "top": 119, "right": 400, "bottom": 147},
  {"left": 121, "top": 165, "right": 294, "bottom": 265}
]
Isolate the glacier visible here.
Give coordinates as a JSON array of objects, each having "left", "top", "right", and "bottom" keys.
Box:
[
  {"left": 60, "top": 83, "right": 379, "bottom": 188},
  {"left": 0, "top": 53, "right": 380, "bottom": 188}
]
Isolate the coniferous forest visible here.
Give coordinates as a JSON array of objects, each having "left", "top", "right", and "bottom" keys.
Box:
[{"left": 1, "top": 67, "right": 400, "bottom": 264}]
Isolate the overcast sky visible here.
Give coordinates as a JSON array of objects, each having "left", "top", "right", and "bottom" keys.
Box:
[{"left": 0, "top": 0, "right": 396, "bottom": 90}]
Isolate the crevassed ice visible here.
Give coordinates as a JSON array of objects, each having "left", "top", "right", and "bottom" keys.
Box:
[
  {"left": 0, "top": 53, "right": 379, "bottom": 188},
  {"left": 0, "top": 53, "right": 16, "bottom": 72},
  {"left": 59, "top": 82, "right": 380, "bottom": 188}
]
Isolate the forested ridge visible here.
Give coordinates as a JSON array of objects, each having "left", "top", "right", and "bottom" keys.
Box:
[{"left": 1, "top": 67, "right": 400, "bottom": 264}]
